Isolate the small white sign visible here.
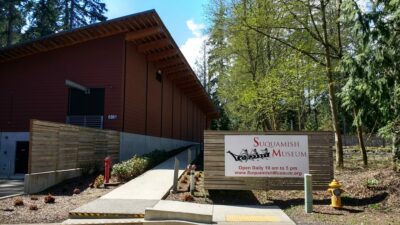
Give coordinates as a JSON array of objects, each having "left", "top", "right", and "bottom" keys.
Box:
[
  {"left": 225, "top": 135, "right": 309, "bottom": 178},
  {"left": 107, "top": 114, "right": 118, "bottom": 120}
]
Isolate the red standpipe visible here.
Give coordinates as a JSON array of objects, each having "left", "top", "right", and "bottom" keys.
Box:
[{"left": 104, "top": 156, "right": 111, "bottom": 184}]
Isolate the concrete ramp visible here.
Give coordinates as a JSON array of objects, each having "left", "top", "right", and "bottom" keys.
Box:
[
  {"left": 145, "top": 200, "right": 213, "bottom": 224},
  {"left": 144, "top": 200, "right": 295, "bottom": 225}
]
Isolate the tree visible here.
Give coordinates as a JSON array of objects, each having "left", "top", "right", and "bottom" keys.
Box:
[
  {"left": 195, "top": 40, "right": 211, "bottom": 94},
  {"left": 206, "top": 0, "right": 329, "bottom": 134},
  {"left": 61, "top": 0, "right": 107, "bottom": 30},
  {"left": 23, "top": 0, "right": 61, "bottom": 40},
  {"left": 0, "top": 0, "right": 31, "bottom": 47},
  {"left": 231, "top": 0, "right": 346, "bottom": 168},
  {"left": 340, "top": 0, "right": 400, "bottom": 170}
]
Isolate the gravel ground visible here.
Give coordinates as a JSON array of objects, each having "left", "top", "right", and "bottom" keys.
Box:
[
  {"left": 0, "top": 175, "right": 119, "bottom": 224},
  {"left": 166, "top": 147, "right": 400, "bottom": 225}
]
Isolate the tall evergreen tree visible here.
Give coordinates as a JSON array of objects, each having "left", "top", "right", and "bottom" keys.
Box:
[
  {"left": 61, "top": 0, "right": 107, "bottom": 30},
  {"left": 340, "top": 0, "right": 400, "bottom": 170},
  {"left": 0, "top": 0, "right": 31, "bottom": 47},
  {"left": 23, "top": 0, "right": 61, "bottom": 40}
]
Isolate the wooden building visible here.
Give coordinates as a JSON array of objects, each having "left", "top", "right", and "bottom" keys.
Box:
[{"left": 0, "top": 10, "right": 217, "bottom": 178}]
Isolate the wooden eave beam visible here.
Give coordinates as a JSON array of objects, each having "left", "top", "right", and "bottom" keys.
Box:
[
  {"left": 187, "top": 92, "right": 207, "bottom": 99},
  {"left": 163, "top": 64, "right": 188, "bottom": 74},
  {"left": 137, "top": 38, "right": 171, "bottom": 53},
  {"left": 125, "top": 26, "right": 162, "bottom": 41},
  {"left": 166, "top": 70, "right": 190, "bottom": 79},
  {"left": 178, "top": 82, "right": 199, "bottom": 90},
  {"left": 175, "top": 78, "right": 196, "bottom": 86},
  {"left": 155, "top": 57, "right": 183, "bottom": 69},
  {"left": 147, "top": 49, "right": 177, "bottom": 62},
  {"left": 169, "top": 73, "right": 191, "bottom": 81}
]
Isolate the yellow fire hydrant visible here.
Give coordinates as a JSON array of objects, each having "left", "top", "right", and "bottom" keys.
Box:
[{"left": 327, "top": 179, "right": 344, "bottom": 209}]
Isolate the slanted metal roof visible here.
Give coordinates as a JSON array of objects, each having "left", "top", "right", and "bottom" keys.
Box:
[{"left": 0, "top": 10, "right": 217, "bottom": 116}]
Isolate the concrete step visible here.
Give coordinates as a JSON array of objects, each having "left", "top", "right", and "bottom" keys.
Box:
[
  {"left": 62, "top": 218, "right": 143, "bottom": 225},
  {"left": 62, "top": 219, "right": 210, "bottom": 225},
  {"left": 69, "top": 199, "right": 158, "bottom": 219},
  {"left": 144, "top": 200, "right": 213, "bottom": 224}
]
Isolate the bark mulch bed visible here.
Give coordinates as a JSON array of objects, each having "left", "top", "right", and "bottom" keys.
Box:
[
  {"left": 166, "top": 148, "right": 400, "bottom": 225},
  {"left": 0, "top": 175, "right": 119, "bottom": 224}
]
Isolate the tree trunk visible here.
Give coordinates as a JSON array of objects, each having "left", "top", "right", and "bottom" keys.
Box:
[
  {"left": 321, "top": 0, "right": 344, "bottom": 168},
  {"left": 354, "top": 109, "right": 368, "bottom": 167},
  {"left": 69, "top": 0, "right": 75, "bottom": 29},
  {"left": 6, "top": 3, "right": 15, "bottom": 46},
  {"left": 392, "top": 132, "right": 399, "bottom": 171}
]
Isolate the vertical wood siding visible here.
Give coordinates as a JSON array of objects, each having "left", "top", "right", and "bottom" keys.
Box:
[
  {"left": 0, "top": 35, "right": 125, "bottom": 131},
  {"left": 173, "top": 87, "right": 182, "bottom": 140},
  {"left": 146, "top": 64, "right": 162, "bottom": 137},
  {"left": 123, "top": 42, "right": 147, "bottom": 134},
  {"left": 162, "top": 78, "right": 173, "bottom": 138},
  {"left": 29, "top": 119, "right": 119, "bottom": 173}
]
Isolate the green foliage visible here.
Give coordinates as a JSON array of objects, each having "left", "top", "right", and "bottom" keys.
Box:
[
  {"left": 0, "top": 0, "right": 32, "bottom": 47},
  {"left": 366, "top": 178, "right": 379, "bottom": 187},
  {"left": 340, "top": 0, "right": 400, "bottom": 166},
  {"left": 112, "top": 148, "right": 186, "bottom": 182},
  {"left": 142, "top": 149, "right": 170, "bottom": 168},
  {"left": 93, "top": 174, "right": 104, "bottom": 188},
  {"left": 206, "top": 0, "right": 336, "bottom": 132},
  {"left": 80, "top": 161, "right": 101, "bottom": 177},
  {"left": 0, "top": 0, "right": 107, "bottom": 46},
  {"left": 23, "top": 0, "right": 62, "bottom": 40},
  {"left": 111, "top": 155, "right": 149, "bottom": 182}
]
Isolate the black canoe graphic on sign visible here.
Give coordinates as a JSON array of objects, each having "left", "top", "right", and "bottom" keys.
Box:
[{"left": 227, "top": 148, "right": 270, "bottom": 162}]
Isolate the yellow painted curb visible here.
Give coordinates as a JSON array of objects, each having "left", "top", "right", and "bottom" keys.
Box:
[
  {"left": 69, "top": 212, "right": 144, "bottom": 218},
  {"left": 225, "top": 215, "right": 280, "bottom": 222}
]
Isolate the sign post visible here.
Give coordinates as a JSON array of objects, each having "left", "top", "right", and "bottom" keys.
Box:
[
  {"left": 172, "top": 157, "right": 179, "bottom": 192},
  {"left": 304, "top": 174, "right": 313, "bottom": 213}
]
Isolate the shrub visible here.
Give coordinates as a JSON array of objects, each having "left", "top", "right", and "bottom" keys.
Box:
[
  {"left": 181, "top": 193, "right": 194, "bottom": 202},
  {"left": 73, "top": 188, "right": 81, "bottom": 194},
  {"left": 93, "top": 175, "right": 105, "bottom": 188},
  {"left": 29, "top": 204, "right": 38, "bottom": 210},
  {"left": 44, "top": 194, "right": 55, "bottom": 204},
  {"left": 30, "top": 196, "right": 38, "bottom": 201},
  {"left": 111, "top": 155, "right": 149, "bottom": 182},
  {"left": 143, "top": 150, "right": 169, "bottom": 168},
  {"left": 13, "top": 198, "right": 24, "bottom": 206},
  {"left": 80, "top": 162, "right": 101, "bottom": 177}
]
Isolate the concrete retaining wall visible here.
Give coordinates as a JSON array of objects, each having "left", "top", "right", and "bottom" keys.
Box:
[
  {"left": 0, "top": 132, "right": 29, "bottom": 179},
  {"left": 119, "top": 132, "right": 198, "bottom": 161},
  {"left": 24, "top": 168, "right": 82, "bottom": 194}
]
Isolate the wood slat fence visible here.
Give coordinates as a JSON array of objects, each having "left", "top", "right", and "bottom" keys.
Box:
[
  {"left": 204, "top": 131, "right": 334, "bottom": 191},
  {"left": 29, "top": 119, "right": 120, "bottom": 173}
]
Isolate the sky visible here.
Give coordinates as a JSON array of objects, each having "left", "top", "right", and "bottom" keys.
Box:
[{"left": 102, "top": 0, "right": 209, "bottom": 68}]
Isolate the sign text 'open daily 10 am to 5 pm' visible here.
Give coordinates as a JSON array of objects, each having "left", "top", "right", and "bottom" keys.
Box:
[{"left": 225, "top": 135, "right": 309, "bottom": 177}]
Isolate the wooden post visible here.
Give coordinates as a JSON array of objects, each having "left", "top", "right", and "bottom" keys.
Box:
[
  {"left": 173, "top": 157, "right": 179, "bottom": 192},
  {"left": 190, "top": 171, "right": 195, "bottom": 195},
  {"left": 188, "top": 148, "right": 192, "bottom": 165},
  {"left": 304, "top": 174, "right": 313, "bottom": 213}
]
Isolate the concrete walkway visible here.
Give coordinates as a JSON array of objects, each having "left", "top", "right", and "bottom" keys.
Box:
[
  {"left": 69, "top": 148, "right": 193, "bottom": 218},
  {"left": 65, "top": 147, "right": 295, "bottom": 225},
  {"left": 64, "top": 200, "right": 295, "bottom": 225},
  {"left": 145, "top": 200, "right": 295, "bottom": 225},
  {"left": 0, "top": 179, "right": 24, "bottom": 199}
]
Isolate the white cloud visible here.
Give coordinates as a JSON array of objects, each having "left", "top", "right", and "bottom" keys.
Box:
[{"left": 180, "top": 20, "right": 208, "bottom": 70}]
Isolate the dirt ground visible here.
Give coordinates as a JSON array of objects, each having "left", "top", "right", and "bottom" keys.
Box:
[
  {"left": 166, "top": 147, "right": 400, "bottom": 225},
  {"left": 0, "top": 175, "right": 119, "bottom": 224}
]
